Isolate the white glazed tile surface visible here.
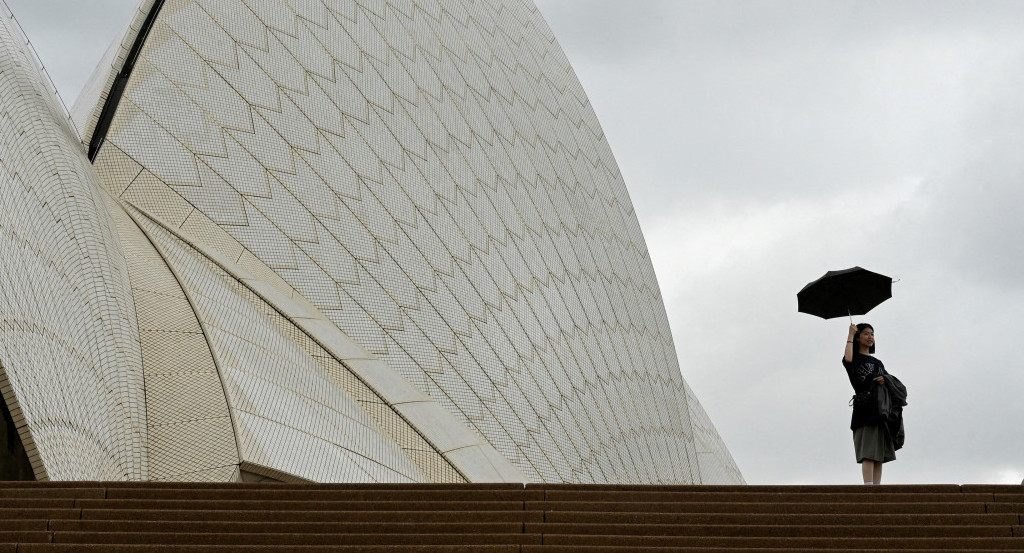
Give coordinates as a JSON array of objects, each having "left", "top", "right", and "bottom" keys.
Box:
[
  {"left": 0, "top": 0, "right": 761, "bottom": 483},
  {"left": 0, "top": 4, "right": 146, "bottom": 480},
  {"left": 136, "top": 212, "right": 464, "bottom": 482},
  {"left": 73, "top": 0, "right": 744, "bottom": 484}
]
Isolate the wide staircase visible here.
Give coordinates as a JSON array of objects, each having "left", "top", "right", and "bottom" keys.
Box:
[{"left": 0, "top": 482, "right": 1021, "bottom": 552}]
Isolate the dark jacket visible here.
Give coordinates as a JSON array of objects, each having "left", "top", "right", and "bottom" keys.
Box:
[
  {"left": 877, "top": 374, "right": 907, "bottom": 450},
  {"left": 842, "top": 353, "right": 886, "bottom": 430}
]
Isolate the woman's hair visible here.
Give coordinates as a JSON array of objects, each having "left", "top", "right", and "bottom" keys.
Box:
[{"left": 853, "top": 323, "right": 875, "bottom": 354}]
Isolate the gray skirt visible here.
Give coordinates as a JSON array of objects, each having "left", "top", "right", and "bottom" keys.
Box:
[{"left": 853, "top": 425, "right": 896, "bottom": 463}]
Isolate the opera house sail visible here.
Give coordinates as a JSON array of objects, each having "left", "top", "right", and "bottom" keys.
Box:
[{"left": 0, "top": 0, "right": 742, "bottom": 484}]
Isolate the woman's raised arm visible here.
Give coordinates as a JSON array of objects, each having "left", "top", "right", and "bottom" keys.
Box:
[{"left": 844, "top": 324, "right": 857, "bottom": 363}]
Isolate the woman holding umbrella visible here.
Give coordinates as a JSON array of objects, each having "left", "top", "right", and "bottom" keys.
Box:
[
  {"left": 843, "top": 323, "right": 894, "bottom": 484},
  {"left": 799, "top": 267, "right": 903, "bottom": 483}
]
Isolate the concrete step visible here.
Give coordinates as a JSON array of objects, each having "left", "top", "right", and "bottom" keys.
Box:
[
  {"left": 101, "top": 488, "right": 542, "bottom": 501},
  {"left": 0, "top": 521, "right": 48, "bottom": 532},
  {"left": 48, "top": 531, "right": 543, "bottom": 546},
  {"left": 0, "top": 508, "right": 79, "bottom": 520},
  {"left": 79, "top": 508, "right": 544, "bottom": 523},
  {"left": 541, "top": 490, "right": 998, "bottom": 503},
  {"left": 524, "top": 548, "right": 1021, "bottom": 553},
  {"left": 528, "top": 522, "right": 1017, "bottom": 538},
  {"left": 541, "top": 535, "right": 1024, "bottom": 548},
  {"left": 0, "top": 482, "right": 1019, "bottom": 551},
  {"left": 74, "top": 498, "right": 527, "bottom": 511},
  {"left": 531, "top": 500, "right": 989, "bottom": 514},
  {"left": 48, "top": 520, "right": 526, "bottom": 535},
  {"left": 16, "top": 546, "right": 518, "bottom": 553},
  {"left": 543, "top": 511, "right": 1022, "bottom": 526}
]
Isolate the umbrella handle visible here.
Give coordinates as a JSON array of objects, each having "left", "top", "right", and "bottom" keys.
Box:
[{"left": 848, "top": 308, "right": 853, "bottom": 325}]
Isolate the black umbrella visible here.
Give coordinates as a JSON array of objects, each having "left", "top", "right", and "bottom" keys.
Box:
[{"left": 797, "top": 266, "right": 893, "bottom": 321}]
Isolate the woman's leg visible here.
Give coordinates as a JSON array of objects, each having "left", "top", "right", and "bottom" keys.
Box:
[
  {"left": 861, "top": 460, "right": 873, "bottom": 483},
  {"left": 872, "top": 461, "right": 883, "bottom": 485}
]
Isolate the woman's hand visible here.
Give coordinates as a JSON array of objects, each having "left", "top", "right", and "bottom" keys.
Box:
[
  {"left": 849, "top": 324, "right": 858, "bottom": 338},
  {"left": 873, "top": 376, "right": 885, "bottom": 384}
]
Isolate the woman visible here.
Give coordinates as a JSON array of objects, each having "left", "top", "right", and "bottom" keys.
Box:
[{"left": 842, "top": 323, "right": 894, "bottom": 484}]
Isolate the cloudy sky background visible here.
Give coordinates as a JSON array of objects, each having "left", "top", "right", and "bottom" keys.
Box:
[{"left": 5, "top": 0, "right": 1023, "bottom": 485}]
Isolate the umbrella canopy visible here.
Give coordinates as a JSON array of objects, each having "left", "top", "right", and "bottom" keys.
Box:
[{"left": 797, "top": 266, "right": 893, "bottom": 320}]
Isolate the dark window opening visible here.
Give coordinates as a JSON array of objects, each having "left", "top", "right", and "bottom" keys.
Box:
[
  {"left": 0, "top": 395, "right": 34, "bottom": 481},
  {"left": 88, "top": 0, "right": 167, "bottom": 162}
]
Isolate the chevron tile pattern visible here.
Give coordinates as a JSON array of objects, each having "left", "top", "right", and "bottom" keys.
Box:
[
  {"left": 0, "top": 0, "right": 742, "bottom": 485},
  {"left": 134, "top": 209, "right": 466, "bottom": 483},
  {"left": 78, "top": 0, "right": 742, "bottom": 484}
]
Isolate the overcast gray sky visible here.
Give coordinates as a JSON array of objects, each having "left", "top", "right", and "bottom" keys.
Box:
[{"left": 6, "top": 0, "right": 1023, "bottom": 485}]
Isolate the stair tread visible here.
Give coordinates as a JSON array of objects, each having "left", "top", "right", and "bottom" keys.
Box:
[
  {"left": 545, "top": 511, "right": 1021, "bottom": 525},
  {"left": 0, "top": 489, "right": 104, "bottom": 499},
  {"left": 14, "top": 546, "right": 516, "bottom": 553},
  {"left": 531, "top": 500, "right": 988, "bottom": 514},
  {"left": 542, "top": 491, "right": 998, "bottom": 503},
  {"left": 0, "top": 508, "right": 79, "bottom": 521},
  {"left": 79, "top": 509, "right": 543, "bottom": 523},
  {"left": 76, "top": 499, "right": 526, "bottom": 511},
  {"left": 0, "top": 531, "right": 51, "bottom": 543},
  {"left": 530, "top": 484, "right": 971, "bottom": 493},
  {"left": 0, "top": 521, "right": 49, "bottom": 532},
  {"left": 49, "top": 521, "right": 525, "bottom": 534},
  {"left": 543, "top": 534, "right": 1024, "bottom": 547},
  {"left": 103, "top": 489, "right": 542, "bottom": 501},
  {"left": 50, "top": 531, "right": 543, "bottom": 546},
  {"left": 0, "top": 481, "right": 1019, "bottom": 551},
  {"left": 526, "top": 549, "right": 1023, "bottom": 553},
  {"left": 0, "top": 499, "right": 75, "bottom": 509},
  {"left": 528, "top": 523, "right": 1015, "bottom": 537}
]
